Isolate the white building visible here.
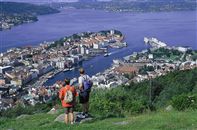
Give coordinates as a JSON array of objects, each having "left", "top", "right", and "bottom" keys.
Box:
[
  {"left": 56, "top": 61, "right": 65, "bottom": 69},
  {"left": 148, "top": 54, "right": 154, "bottom": 59},
  {"left": 176, "top": 47, "right": 188, "bottom": 53},
  {"left": 93, "top": 43, "right": 101, "bottom": 49},
  {"left": 110, "top": 30, "right": 115, "bottom": 35},
  {"left": 80, "top": 45, "right": 86, "bottom": 55}
]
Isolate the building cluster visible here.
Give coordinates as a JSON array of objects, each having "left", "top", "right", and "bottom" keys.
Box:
[
  {"left": 91, "top": 38, "right": 197, "bottom": 89},
  {"left": 0, "top": 30, "right": 125, "bottom": 110},
  {"left": 23, "top": 85, "right": 59, "bottom": 106},
  {"left": 0, "top": 14, "right": 36, "bottom": 31},
  {"left": 91, "top": 67, "right": 129, "bottom": 89}
]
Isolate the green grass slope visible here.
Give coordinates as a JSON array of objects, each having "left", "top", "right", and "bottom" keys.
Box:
[
  {"left": 0, "top": 68, "right": 196, "bottom": 130},
  {"left": 0, "top": 110, "right": 197, "bottom": 130}
]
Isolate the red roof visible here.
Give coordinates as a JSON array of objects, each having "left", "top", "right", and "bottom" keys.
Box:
[{"left": 114, "top": 66, "right": 138, "bottom": 74}]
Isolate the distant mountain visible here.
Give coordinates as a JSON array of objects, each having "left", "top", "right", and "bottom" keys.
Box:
[
  {"left": 0, "top": 2, "right": 60, "bottom": 30},
  {"left": 0, "top": 2, "right": 60, "bottom": 15},
  {"left": 79, "top": 0, "right": 96, "bottom": 2},
  {"left": 1, "top": 0, "right": 196, "bottom": 3},
  {"left": 1, "top": 0, "right": 78, "bottom": 4},
  {"left": 59, "top": 0, "right": 196, "bottom": 12}
]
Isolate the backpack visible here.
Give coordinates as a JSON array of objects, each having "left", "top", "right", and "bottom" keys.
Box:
[
  {"left": 83, "top": 75, "right": 92, "bottom": 91},
  {"left": 64, "top": 87, "right": 73, "bottom": 103}
]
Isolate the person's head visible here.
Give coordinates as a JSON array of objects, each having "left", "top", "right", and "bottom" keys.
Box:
[
  {"left": 79, "top": 68, "right": 85, "bottom": 75},
  {"left": 64, "top": 78, "right": 70, "bottom": 86}
]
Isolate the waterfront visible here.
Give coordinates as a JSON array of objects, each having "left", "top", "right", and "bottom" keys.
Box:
[{"left": 0, "top": 9, "right": 196, "bottom": 85}]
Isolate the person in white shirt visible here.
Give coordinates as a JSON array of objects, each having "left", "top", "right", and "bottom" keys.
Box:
[{"left": 78, "top": 68, "right": 92, "bottom": 118}]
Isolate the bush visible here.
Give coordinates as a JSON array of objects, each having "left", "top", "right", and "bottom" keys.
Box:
[
  {"left": 90, "top": 89, "right": 123, "bottom": 118},
  {"left": 0, "top": 103, "right": 51, "bottom": 118},
  {"left": 172, "top": 93, "right": 197, "bottom": 111},
  {"left": 89, "top": 87, "right": 148, "bottom": 118}
]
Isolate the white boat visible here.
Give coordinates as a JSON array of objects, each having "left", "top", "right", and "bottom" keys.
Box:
[
  {"left": 104, "top": 52, "right": 111, "bottom": 57},
  {"left": 69, "top": 67, "right": 74, "bottom": 71},
  {"left": 47, "top": 75, "right": 53, "bottom": 79},
  {"left": 63, "top": 68, "right": 69, "bottom": 72}
]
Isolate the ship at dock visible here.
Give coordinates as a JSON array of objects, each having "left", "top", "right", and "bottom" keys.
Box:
[
  {"left": 104, "top": 52, "right": 112, "bottom": 57},
  {"left": 144, "top": 37, "right": 167, "bottom": 48},
  {"left": 63, "top": 68, "right": 69, "bottom": 72}
]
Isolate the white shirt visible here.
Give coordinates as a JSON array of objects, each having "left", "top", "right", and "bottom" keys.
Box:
[{"left": 78, "top": 74, "right": 90, "bottom": 86}]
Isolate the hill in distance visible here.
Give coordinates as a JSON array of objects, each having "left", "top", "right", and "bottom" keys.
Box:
[
  {"left": 0, "top": 2, "right": 60, "bottom": 30},
  {"left": 0, "top": 2, "right": 60, "bottom": 15}
]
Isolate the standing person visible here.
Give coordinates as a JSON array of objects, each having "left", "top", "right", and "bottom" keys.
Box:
[
  {"left": 78, "top": 68, "right": 93, "bottom": 118},
  {"left": 59, "top": 79, "right": 77, "bottom": 124}
]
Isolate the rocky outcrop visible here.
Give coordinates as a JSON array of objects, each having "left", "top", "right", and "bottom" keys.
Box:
[
  {"left": 54, "top": 112, "right": 93, "bottom": 124},
  {"left": 165, "top": 105, "right": 173, "bottom": 111},
  {"left": 47, "top": 108, "right": 59, "bottom": 115}
]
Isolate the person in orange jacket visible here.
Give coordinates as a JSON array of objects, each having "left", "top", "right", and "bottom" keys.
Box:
[{"left": 59, "top": 79, "right": 77, "bottom": 124}]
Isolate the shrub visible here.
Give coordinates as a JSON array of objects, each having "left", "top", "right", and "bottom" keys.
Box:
[
  {"left": 89, "top": 87, "right": 148, "bottom": 118},
  {"left": 172, "top": 93, "right": 197, "bottom": 111},
  {"left": 90, "top": 89, "right": 123, "bottom": 118},
  {"left": 0, "top": 103, "right": 51, "bottom": 118}
]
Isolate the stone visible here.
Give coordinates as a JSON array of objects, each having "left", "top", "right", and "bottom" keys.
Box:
[
  {"left": 78, "top": 117, "right": 93, "bottom": 124},
  {"left": 165, "top": 105, "right": 173, "bottom": 111},
  {"left": 54, "top": 114, "right": 65, "bottom": 123},
  {"left": 54, "top": 112, "right": 94, "bottom": 124},
  {"left": 47, "top": 108, "right": 59, "bottom": 115}
]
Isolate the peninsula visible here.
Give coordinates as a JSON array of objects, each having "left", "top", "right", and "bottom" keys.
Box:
[
  {"left": 0, "top": 29, "right": 126, "bottom": 105},
  {"left": 0, "top": 2, "right": 60, "bottom": 31}
]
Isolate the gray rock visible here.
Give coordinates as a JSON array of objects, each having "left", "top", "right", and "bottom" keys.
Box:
[
  {"left": 165, "top": 105, "right": 173, "bottom": 111},
  {"left": 47, "top": 108, "right": 59, "bottom": 115},
  {"left": 113, "top": 121, "right": 129, "bottom": 125},
  {"left": 79, "top": 117, "right": 93, "bottom": 124},
  {"left": 16, "top": 114, "right": 29, "bottom": 119},
  {"left": 54, "top": 114, "right": 65, "bottom": 123},
  {"left": 54, "top": 112, "right": 94, "bottom": 124}
]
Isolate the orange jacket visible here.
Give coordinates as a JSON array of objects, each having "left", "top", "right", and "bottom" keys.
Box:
[{"left": 59, "top": 85, "right": 77, "bottom": 108}]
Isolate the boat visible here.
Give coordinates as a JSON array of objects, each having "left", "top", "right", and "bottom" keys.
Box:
[
  {"left": 69, "top": 67, "right": 75, "bottom": 71},
  {"left": 104, "top": 46, "right": 111, "bottom": 57},
  {"left": 63, "top": 68, "right": 69, "bottom": 72},
  {"left": 123, "top": 42, "right": 127, "bottom": 47},
  {"left": 47, "top": 75, "right": 53, "bottom": 79},
  {"left": 104, "top": 52, "right": 111, "bottom": 57}
]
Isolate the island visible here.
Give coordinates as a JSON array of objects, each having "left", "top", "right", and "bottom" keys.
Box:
[{"left": 0, "top": 2, "right": 60, "bottom": 31}]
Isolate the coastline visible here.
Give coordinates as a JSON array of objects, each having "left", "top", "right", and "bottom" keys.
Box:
[
  {"left": 0, "top": 10, "right": 196, "bottom": 53},
  {"left": 0, "top": 10, "right": 60, "bottom": 31},
  {"left": 0, "top": 29, "right": 127, "bottom": 90}
]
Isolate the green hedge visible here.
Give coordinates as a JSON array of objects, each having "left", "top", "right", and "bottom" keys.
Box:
[
  {"left": 0, "top": 103, "right": 51, "bottom": 118},
  {"left": 1, "top": 68, "right": 196, "bottom": 118},
  {"left": 172, "top": 93, "right": 197, "bottom": 111}
]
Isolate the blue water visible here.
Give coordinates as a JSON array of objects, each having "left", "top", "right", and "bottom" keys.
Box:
[{"left": 0, "top": 9, "right": 196, "bottom": 85}]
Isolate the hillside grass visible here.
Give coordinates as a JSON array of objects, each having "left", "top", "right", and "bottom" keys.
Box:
[
  {"left": 0, "top": 68, "right": 196, "bottom": 130},
  {"left": 0, "top": 110, "right": 197, "bottom": 130}
]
